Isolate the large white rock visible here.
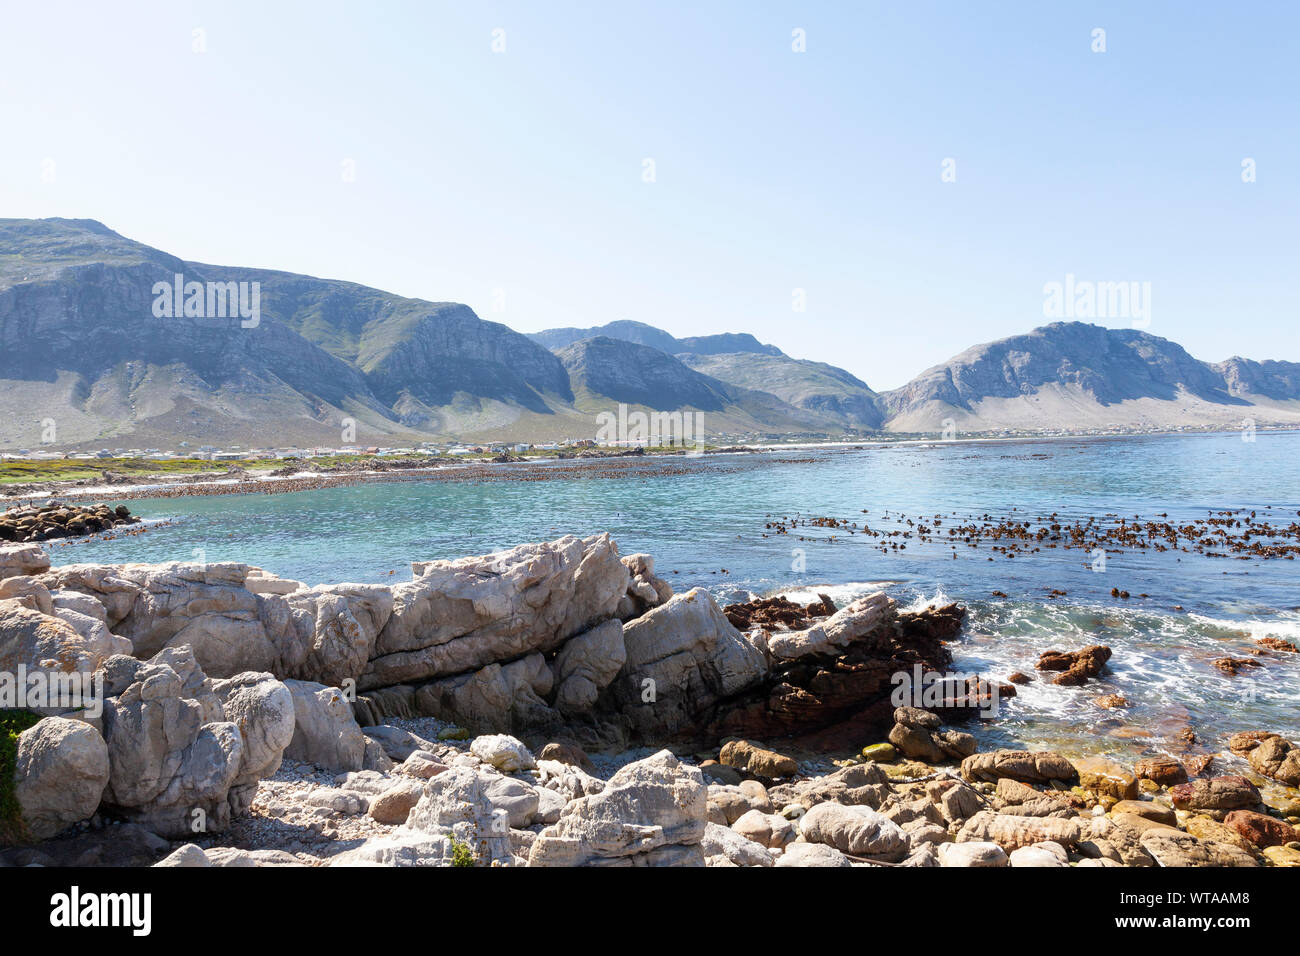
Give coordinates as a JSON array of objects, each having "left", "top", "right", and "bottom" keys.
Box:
[
  {"left": 1009, "top": 841, "right": 1070, "bottom": 867},
  {"left": 553, "top": 619, "right": 626, "bottom": 715},
  {"left": 0, "top": 596, "right": 130, "bottom": 692},
  {"left": 415, "top": 654, "right": 557, "bottom": 734},
  {"left": 470, "top": 734, "right": 536, "bottom": 772},
  {"left": 938, "top": 841, "right": 1009, "bottom": 867},
  {"left": 798, "top": 801, "right": 909, "bottom": 861},
  {"left": 39, "top": 563, "right": 392, "bottom": 688},
  {"left": 405, "top": 766, "right": 514, "bottom": 866},
  {"left": 11, "top": 716, "right": 110, "bottom": 841},
  {"left": 767, "top": 592, "right": 894, "bottom": 660},
  {"left": 361, "top": 534, "right": 629, "bottom": 690},
  {"left": 211, "top": 671, "right": 296, "bottom": 811},
  {"left": 528, "top": 750, "right": 707, "bottom": 866},
  {"left": 702, "top": 821, "right": 774, "bottom": 867},
  {"left": 774, "top": 841, "right": 854, "bottom": 867},
  {"left": 283, "top": 679, "right": 367, "bottom": 771},
  {"left": 611, "top": 589, "right": 768, "bottom": 738},
  {"left": 0, "top": 543, "right": 50, "bottom": 581},
  {"left": 96, "top": 648, "right": 292, "bottom": 838}
]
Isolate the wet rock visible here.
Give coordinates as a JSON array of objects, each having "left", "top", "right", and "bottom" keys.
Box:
[
  {"left": 1074, "top": 756, "right": 1138, "bottom": 801},
  {"left": 1168, "top": 775, "right": 1260, "bottom": 813},
  {"left": 1263, "top": 845, "right": 1300, "bottom": 866},
  {"left": 1212, "top": 657, "right": 1261, "bottom": 676},
  {"left": 860, "top": 743, "right": 897, "bottom": 763},
  {"left": 1134, "top": 755, "right": 1188, "bottom": 787},
  {"left": 1035, "top": 645, "right": 1111, "bottom": 686},
  {"left": 1228, "top": 732, "right": 1300, "bottom": 787}
]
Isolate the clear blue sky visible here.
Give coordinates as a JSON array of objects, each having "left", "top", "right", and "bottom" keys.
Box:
[{"left": 2, "top": 1, "right": 1296, "bottom": 389}]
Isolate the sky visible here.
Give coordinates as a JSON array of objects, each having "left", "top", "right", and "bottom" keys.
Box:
[{"left": 1, "top": 1, "right": 1296, "bottom": 390}]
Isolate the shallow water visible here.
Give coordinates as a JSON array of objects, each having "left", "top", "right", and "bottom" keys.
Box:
[{"left": 52, "top": 431, "right": 1300, "bottom": 773}]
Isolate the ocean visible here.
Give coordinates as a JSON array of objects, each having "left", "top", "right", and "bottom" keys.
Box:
[{"left": 51, "top": 430, "right": 1300, "bottom": 774}]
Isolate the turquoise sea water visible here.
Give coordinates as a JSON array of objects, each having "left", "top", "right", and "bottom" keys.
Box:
[{"left": 51, "top": 431, "right": 1300, "bottom": 771}]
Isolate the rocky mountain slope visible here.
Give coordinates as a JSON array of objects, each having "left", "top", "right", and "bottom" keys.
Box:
[
  {"left": 880, "top": 323, "right": 1300, "bottom": 432},
  {"left": 530, "top": 319, "right": 782, "bottom": 357},
  {"left": 4, "top": 219, "right": 1300, "bottom": 447},
  {"left": 533, "top": 321, "right": 885, "bottom": 429},
  {"left": 555, "top": 336, "right": 843, "bottom": 435}
]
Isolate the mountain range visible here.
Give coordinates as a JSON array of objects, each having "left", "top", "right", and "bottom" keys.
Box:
[{"left": 2, "top": 218, "right": 1298, "bottom": 450}]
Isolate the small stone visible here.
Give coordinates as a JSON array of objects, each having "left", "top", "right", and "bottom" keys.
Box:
[{"left": 860, "top": 743, "right": 897, "bottom": 763}]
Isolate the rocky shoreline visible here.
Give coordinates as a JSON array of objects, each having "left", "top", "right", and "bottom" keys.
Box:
[
  {"left": 0, "top": 447, "right": 768, "bottom": 506},
  {"left": 1, "top": 535, "right": 1296, "bottom": 867},
  {"left": 0, "top": 502, "right": 141, "bottom": 543}
]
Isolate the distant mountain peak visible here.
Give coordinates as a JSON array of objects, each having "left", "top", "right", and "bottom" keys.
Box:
[{"left": 529, "top": 320, "right": 785, "bottom": 357}]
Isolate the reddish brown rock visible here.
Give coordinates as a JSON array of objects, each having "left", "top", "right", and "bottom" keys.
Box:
[
  {"left": 1212, "top": 657, "right": 1261, "bottom": 676},
  {"left": 1036, "top": 645, "right": 1111, "bottom": 686},
  {"left": 1256, "top": 636, "right": 1298, "bottom": 653},
  {"left": 1095, "top": 694, "right": 1129, "bottom": 709},
  {"left": 1184, "top": 754, "right": 1214, "bottom": 776},
  {"left": 1134, "top": 755, "right": 1189, "bottom": 787},
  {"left": 1169, "top": 775, "right": 1260, "bottom": 812},
  {"left": 1007, "top": 671, "right": 1031, "bottom": 685},
  {"left": 961, "top": 750, "right": 1079, "bottom": 786},
  {"left": 1227, "top": 732, "right": 1300, "bottom": 787},
  {"left": 703, "top": 603, "right": 963, "bottom": 750},
  {"left": 1224, "top": 810, "right": 1297, "bottom": 849},
  {"left": 719, "top": 739, "right": 798, "bottom": 779}
]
